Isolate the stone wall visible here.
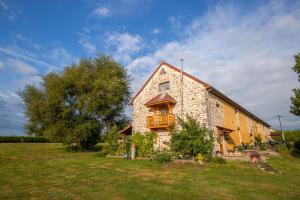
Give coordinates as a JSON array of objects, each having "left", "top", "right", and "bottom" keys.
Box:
[{"left": 132, "top": 64, "right": 208, "bottom": 149}]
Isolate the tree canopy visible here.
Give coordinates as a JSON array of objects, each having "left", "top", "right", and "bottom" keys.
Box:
[
  {"left": 290, "top": 53, "right": 300, "bottom": 116},
  {"left": 20, "top": 55, "right": 131, "bottom": 150}
]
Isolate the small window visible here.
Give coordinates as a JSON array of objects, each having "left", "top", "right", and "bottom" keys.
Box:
[
  {"left": 160, "top": 68, "right": 166, "bottom": 75},
  {"left": 159, "top": 81, "right": 170, "bottom": 92}
]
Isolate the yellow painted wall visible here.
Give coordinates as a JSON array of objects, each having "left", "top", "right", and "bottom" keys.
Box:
[
  {"left": 223, "top": 102, "right": 240, "bottom": 146},
  {"left": 238, "top": 111, "right": 250, "bottom": 144},
  {"left": 222, "top": 101, "right": 268, "bottom": 147}
]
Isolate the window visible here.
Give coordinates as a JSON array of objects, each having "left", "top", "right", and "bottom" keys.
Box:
[
  {"left": 160, "top": 68, "right": 166, "bottom": 75},
  {"left": 159, "top": 81, "right": 170, "bottom": 92}
]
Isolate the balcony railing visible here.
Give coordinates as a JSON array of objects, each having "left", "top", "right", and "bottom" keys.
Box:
[{"left": 146, "top": 114, "right": 175, "bottom": 129}]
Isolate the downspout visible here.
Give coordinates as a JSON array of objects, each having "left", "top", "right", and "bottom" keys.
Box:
[
  {"left": 206, "top": 88, "right": 214, "bottom": 157},
  {"left": 206, "top": 89, "right": 212, "bottom": 130},
  {"left": 180, "top": 59, "right": 184, "bottom": 119}
]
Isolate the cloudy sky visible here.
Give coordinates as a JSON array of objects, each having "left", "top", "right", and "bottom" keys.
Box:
[{"left": 0, "top": 0, "right": 299, "bottom": 135}]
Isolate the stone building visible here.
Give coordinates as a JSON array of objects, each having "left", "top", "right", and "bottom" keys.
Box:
[{"left": 121, "top": 61, "right": 271, "bottom": 155}]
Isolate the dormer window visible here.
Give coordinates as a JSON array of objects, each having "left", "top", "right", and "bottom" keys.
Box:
[{"left": 159, "top": 81, "right": 170, "bottom": 92}]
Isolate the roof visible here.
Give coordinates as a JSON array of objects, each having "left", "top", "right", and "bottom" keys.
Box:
[
  {"left": 131, "top": 61, "right": 271, "bottom": 127},
  {"left": 144, "top": 93, "right": 176, "bottom": 107},
  {"left": 119, "top": 125, "right": 132, "bottom": 135}
]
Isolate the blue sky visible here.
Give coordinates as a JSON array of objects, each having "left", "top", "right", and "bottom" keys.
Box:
[{"left": 0, "top": 0, "right": 300, "bottom": 135}]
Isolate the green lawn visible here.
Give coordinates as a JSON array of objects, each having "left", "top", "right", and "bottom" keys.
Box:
[{"left": 0, "top": 143, "right": 299, "bottom": 200}]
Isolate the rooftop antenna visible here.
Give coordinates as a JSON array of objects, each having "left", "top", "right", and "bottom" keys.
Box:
[{"left": 180, "top": 58, "right": 184, "bottom": 119}]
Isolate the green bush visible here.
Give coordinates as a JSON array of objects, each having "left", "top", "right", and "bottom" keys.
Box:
[
  {"left": 170, "top": 116, "right": 214, "bottom": 159},
  {"left": 209, "top": 157, "right": 226, "bottom": 164},
  {"left": 294, "top": 141, "right": 300, "bottom": 150},
  {"left": 131, "top": 131, "right": 156, "bottom": 157},
  {"left": 0, "top": 136, "right": 50, "bottom": 143},
  {"left": 65, "top": 144, "right": 78, "bottom": 152},
  {"left": 150, "top": 151, "right": 171, "bottom": 163},
  {"left": 96, "top": 149, "right": 109, "bottom": 157},
  {"left": 104, "top": 126, "right": 119, "bottom": 154},
  {"left": 291, "top": 149, "right": 300, "bottom": 158},
  {"left": 124, "top": 136, "right": 132, "bottom": 154},
  {"left": 274, "top": 144, "right": 290, "bottom": 154},
  {"left": 194, "top": 153, "right": 206, "bottom": 162},
  {"left": 259, "top": 143, "right": 268, "bottom": 151}
]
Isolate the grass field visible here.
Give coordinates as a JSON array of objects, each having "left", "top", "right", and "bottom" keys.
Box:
[{"left": 0, "top": 143, "right": 300, "bottom": 200}]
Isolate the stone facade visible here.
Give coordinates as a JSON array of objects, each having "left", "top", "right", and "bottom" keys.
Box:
[
  {"left": 132, "top": 63, "right": 209, "bottom": 150},
  {"left": 131, "top": 62, "right": 271, "bottom": 153}
]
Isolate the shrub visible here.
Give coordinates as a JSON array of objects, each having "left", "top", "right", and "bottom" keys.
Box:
[
  {"left": 0, "top": 136, "right": 50, "bottom": 143},
  {"left": 259, "top": 143, "right": 268, "bottom": 151},
  {"left": 291, "top": 149, "right": 300, "bottom": 158},
  {"left": 254, "top": 135, "right": 262, "bottom": 145},
  {"left": 294, "top": 141, "right": 300, "bottom": 150},
  {"left": 65, "top": 144, "right": 78, "bottom": 152},
  {"left": 96, "top": 149, "right": 109, "bottom": 157},
  {"left": 236, "top": 145, "right": 245, "bottom": 152},
  {"left": 124, "top": 136, "right": 132, "bottom": 154},
  {"left": 209, "top": 157, "right": 226, "bottom": 164},
  {"left": 131, "top": 131, "right": 156, "bottom": 157},
  {"left": 104, "top": 125, "right": 119, "bottom": 154},
  {"left": 274, "top": 144, "right": 290, "bottom": 154},
  {"left": 170, "top": 116, "right": 214, "bottom": 159},
  {"left": 150, "top": 151, "right": 171, "bottom": 163}
]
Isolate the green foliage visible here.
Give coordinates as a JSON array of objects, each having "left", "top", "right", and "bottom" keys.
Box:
[
  {"left": 274, "top": 144, "right": 290, "bottom": 154},
  {"left": 104, "top": 125, "right": 119, "bottom": 154},
  {"left": 95, "top": 149, "right": 109, "bottom": 157},
  {"left": 254, "top": 135, "right": 262, "bottom": 145},
  {"left": 236, "top": 145, "right": 245, "bottom": 152},
  {"left": 170, "top": 116, "right": 214, "bottom": 159},
  {"left": 258, "top": 143, "right": 268, "bottom": 151},
  {"left": 0, "top": 136, "right": 50, "bottom": 143},
  {"left": 294, "top": 141, "right": 300, "bottom": 150},
  {"left": 65, "top": 144, "right": 78, "bottom": 152},
  {"left": 290, "top": 53, "right": 300, "bottom": 116},
  {"left": 208, "top": 157, "right": 227, "bottom": 164},
  {"left": 19, "top": 55, "right": 131, "bottom": 150},
  {"left": 273, "top": 130, "right": 300, "bottom": 143},
  {"left": 124, "top": 136, "right": 132, "bottom": 154},
  {"left": 194, "top": 153, "right": 205, "bottom": 161},
  {"left": 150, "top": 151, "right": 172, "bottom": 163},
  {"left": 131, "top": 131, "right": 156, "bottom": 157}
]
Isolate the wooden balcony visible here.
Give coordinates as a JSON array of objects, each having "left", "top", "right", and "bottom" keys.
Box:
[{"left": 146, "top": 114, "right": 175, "bottom": 129}]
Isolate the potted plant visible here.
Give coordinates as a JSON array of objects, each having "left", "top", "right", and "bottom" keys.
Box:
[{"left": 249, "top": 152, "right": 260, "bottom": 163}]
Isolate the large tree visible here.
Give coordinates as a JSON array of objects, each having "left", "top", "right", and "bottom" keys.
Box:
[
  {"left": 20, "top": 55, "right": 131, "bottom": 150},
  {"left": 290, "top": 53, "right": 300, "bottom": 116}
]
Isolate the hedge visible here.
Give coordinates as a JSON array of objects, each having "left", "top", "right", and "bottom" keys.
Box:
[{"left": 0, "top": 136, "right": 51, "bottom": 143}]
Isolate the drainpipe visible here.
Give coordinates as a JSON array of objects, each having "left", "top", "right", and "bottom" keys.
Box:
[
  {"left": 206, "top": 89, "right": 212, "bottom": 130},
  {"left": 180, "top": 59, "right": 184, "bottom": 119}
]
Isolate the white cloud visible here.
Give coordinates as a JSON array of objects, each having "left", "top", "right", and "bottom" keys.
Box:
[
  {"left": 49, "top": 47, "right": 76, "bottom": 67},
  {"left": 106, "top": 32, "right": 142, "bottom": 63},
  {"left": 9, "top": 59, "right": 38, "bottom": 75},
  {"left": 0, "top": 60, "right": 4, "bottom": 69},
  {"left": 127, "top": 2, "right": 300, "bottom": 129},
  {"left": 0, "top": 46, "right": 55, "bottom": 69},
  {"left": 152, "top": 28, "right": 161, "bottom": 35},
  {"left": 93, "top": 7, "right": 111, "bottom": 18},
  {"left": 14, "top": 34, "right": 24, "bottom": 40},
  {"left": 0, "top": 0, "right": 7, "bottom": 10},
  {"left": 78, "top": 35, "right": 97, "bottom": 54}
]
